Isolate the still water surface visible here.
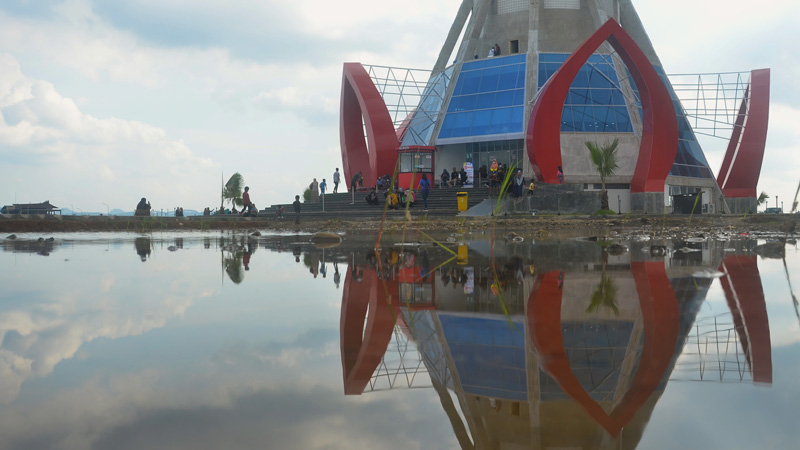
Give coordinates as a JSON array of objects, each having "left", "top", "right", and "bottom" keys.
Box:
[{"left": 0, "top": 231, "right": 798, "bottom": 449}]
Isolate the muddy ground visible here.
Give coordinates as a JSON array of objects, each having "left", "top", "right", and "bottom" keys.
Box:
[{"left": 1, "top": 213, "right": 796, "bottom": 238}]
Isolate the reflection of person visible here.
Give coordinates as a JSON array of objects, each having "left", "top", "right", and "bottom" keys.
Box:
[
  {"left": 333, "top": 261, "right": 340, "bottom": 288},
  {"left": 134, "top": 237, "right": 151, "bottom": 262},
  {"left": 243, "top": 243, "right": 253, "bottom": 271},
  {"left": 135, "top": 198, "right": 151, "bottom": 216}
]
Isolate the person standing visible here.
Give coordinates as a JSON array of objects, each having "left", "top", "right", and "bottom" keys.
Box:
[
  {"left": 557, "top": 166, "right": 564, "bottom": 184},
  {"left": 293, "top": 195, "right": 301, "bottom": 224},
  {"left": 333, "top": 168, "right": 341, "bottom": 193},
  {"left": 320, "top": 179, "right": 327, "bottom": 196},
  {"left": 310, "top": 178, "right": 319, "bottom": 203},
  {"left": 494, "top": 43, "right": 501, "bottom": 56},
  {"left": 242, "top": 186, "right": 251, "bottom": 209},
  {"left": 350, "top": 171, "right": 363, "bottom": 191},
  {"left": 419, "top": 173, "right": 431, "bottom": 211}
]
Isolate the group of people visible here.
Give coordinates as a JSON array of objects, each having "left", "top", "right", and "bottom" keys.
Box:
[
  {"left": 440, "top": 166, "right": 468, "bottom": 188},
  {"left": 362, "top": 173, "right": 431, "bottom": 210}
]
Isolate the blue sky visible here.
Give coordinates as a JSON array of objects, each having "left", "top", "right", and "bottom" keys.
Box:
[{"left": 1, "top": 0, "right": 798, "bottom": 213}]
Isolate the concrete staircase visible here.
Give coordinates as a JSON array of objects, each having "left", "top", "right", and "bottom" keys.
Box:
[{"left": 264, "top": 187, "right": 493, "bottom": 220}]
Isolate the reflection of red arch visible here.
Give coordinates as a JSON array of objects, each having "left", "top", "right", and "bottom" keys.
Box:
[
  {"left": 340, "top": 63, "right": 399, "bottom": 188},
  {"left": 340, "top": 267, "right": 397, "bottom": 395},
  {"left": 339, "top": 262, "right": 435, "bottom": 395},
  {"left": 526, "top": 19, "right": 678, "bottom": 193},
  {"left": 717, "top": 69, "right": 770, "bottom": 198},
  {"left": 527, "top": 264, "right": 679, "bottom": 436},
  {"left": 718, "top": 255, "right": 772, "bottom": 383}
]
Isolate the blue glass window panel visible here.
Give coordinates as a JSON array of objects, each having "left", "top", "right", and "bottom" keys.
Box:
[
  {"left": 572, "top": 67, "right": 590, "bottom": 87},
  {"left": 479, "top": 67, "right": 501, "bottom": 91},
  {"left": 538, "top": 70, "right": 549, "bottom": 87},
  {"left": 539, "top": 53, "right": 566, "bottom": 62},
  {"left": 591, "top": 89, "right": 612, "bottom": 105},
  {"left": 589, "top": 70, "right": 613, "bottom": 88},
  {"left": 516, "top": 66, "right": 527, "bottom": 89},
  {"left": 498, "top": 66, "right": 518, "bottom": 90},
  {"left": 566, "top": 88, "right": 590, "bottom": 105},
  {"left": 452, "top": 112, "right": 474, "bottom": 137},
  {"left": 509, "top": 106, "right": 524, "bottom": 132},
  {"left": 475, "top": 92, "right": 495, "bottom": 109},
  {"left": 561, "top": 107, "right": 575, "bottom": 131},
  {"left": 486, "top": 108, "right": 510, "bottom": 134},
  {"left": 494, "top": 90, "right": 515, "bottom": 108},
  {"left": 439, "top": 114, "right": 456, "bottom": 138},
  {"left": 611, "top": 89, "right": 625, "bottom": 104},
  {"left": 513, "top": 89, "right": 526, "bottom": 105},
  {"left": 471, "top": 110, "right": 492, "bottom": 135},
  {"left": 463, "top": 59, "right": 486, "bottom": 71},
  {"left": 458, "top": 71, "right": 482, "bottom": 95},
  {"left": 448, "top": 94, "right": 476, "bottom": 112}
]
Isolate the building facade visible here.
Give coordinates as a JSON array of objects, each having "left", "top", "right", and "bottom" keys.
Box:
[{"left": 340, "top": 0, "right": 769, "bottom": 214}]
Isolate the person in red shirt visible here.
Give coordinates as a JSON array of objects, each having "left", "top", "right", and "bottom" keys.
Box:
[{"left": 242, "top": 186, "right": 251, "bottom": 209}]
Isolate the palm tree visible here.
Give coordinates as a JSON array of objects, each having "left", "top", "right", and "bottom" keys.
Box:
[
  {"left": 757, "top": 191, "right": 769, "bottom": 211},
  {"left": 586, "top": 138, "right": 620, "bottom": 210},
  {"left": 222, "top": 173, "right": 245, "bottom": 209}
]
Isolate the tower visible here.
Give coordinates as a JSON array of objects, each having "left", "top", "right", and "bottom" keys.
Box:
[{"left": 340, "top": 0, "right": 768, "bottom": 214}]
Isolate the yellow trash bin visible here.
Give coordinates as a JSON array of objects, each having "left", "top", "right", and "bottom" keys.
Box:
[
  {"left": 457, "top": 192, "right": 468, "bottom": 211},
  {"left": 457, "top": 244, "right": 468, "bottom": 265}
]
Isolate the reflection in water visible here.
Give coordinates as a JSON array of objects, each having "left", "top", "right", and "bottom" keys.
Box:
[
  {"left": 340, "top": 238, "right": 773, "bottom": 449},
  {"left": 134, "top": 237, "right": 151, "bottom": 262},
  {"left": 221, "top": 237, "right": 257, "bottom": 283},
  {"left": 1, "top": 237, "right": 58, "bottom": 256}
]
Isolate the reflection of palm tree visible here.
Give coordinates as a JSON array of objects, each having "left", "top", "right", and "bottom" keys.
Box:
[
  {"left": 587, "top": 248, "right": 619, "bottom": 316},
  {"left": 223, "top": 251, "right": 244, "bottom": 284},
  {"left": 587, "top": 272, "right": 620, "bottom": 316}
]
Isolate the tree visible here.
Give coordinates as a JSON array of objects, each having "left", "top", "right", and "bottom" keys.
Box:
[
  {"left": 757, "top": 191, "right": 769, "bottom": 211},
  {"left": 222, "top": 173, "right": 245, "bottom": 209},
  {"left": 586, "top": 139, "right": 620, "bottom": 211}
]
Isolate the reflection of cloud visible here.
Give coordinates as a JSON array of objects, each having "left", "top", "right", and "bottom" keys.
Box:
[
  {"left": 212, "top": 328, "right": 338, "bottom": 369},
  {"left": 0, "top": 277, "right": 213, "bottom": 404}
]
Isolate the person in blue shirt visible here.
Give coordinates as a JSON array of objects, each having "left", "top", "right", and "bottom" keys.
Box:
[{"left": 418, "top": 173, "right": 431, "bottom": 211}]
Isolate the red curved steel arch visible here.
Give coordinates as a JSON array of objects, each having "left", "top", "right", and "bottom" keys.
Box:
[
  {"left": 527, "top": 264, "right": 679, "bottom": 436},
  {"left": 717, "top": 69, "right": 770, "bottom": 198},
  {"left": 340, "top": 63, "right": 399, "bottom": 188},
  {"left": 526, "top": 19, "right": 678, "bottom": 192}
]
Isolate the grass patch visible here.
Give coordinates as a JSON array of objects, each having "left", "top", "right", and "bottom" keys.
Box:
[{"left": 591, "top": 209, "right": 618, "bottom": 216}]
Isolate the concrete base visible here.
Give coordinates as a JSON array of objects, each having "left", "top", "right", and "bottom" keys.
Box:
[
  {"left": 630, "top": 192, "right": 666, "bottom": 214},
  {"left": 726, "top": 197, "right": 758, "bottom": 215}
]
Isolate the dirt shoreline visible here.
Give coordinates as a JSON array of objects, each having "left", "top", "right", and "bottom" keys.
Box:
[{"left": 1, "top": 213, "right": 795, "bottom": 236}]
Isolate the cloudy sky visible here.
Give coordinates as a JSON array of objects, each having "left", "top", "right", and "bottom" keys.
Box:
[{"left": 1, "top": 0, "right": 798, "bottom": 213}]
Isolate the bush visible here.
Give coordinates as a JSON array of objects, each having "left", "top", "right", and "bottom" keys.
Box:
[{"left": 303, "top": 188, "right": 311, "bottom": 203}]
